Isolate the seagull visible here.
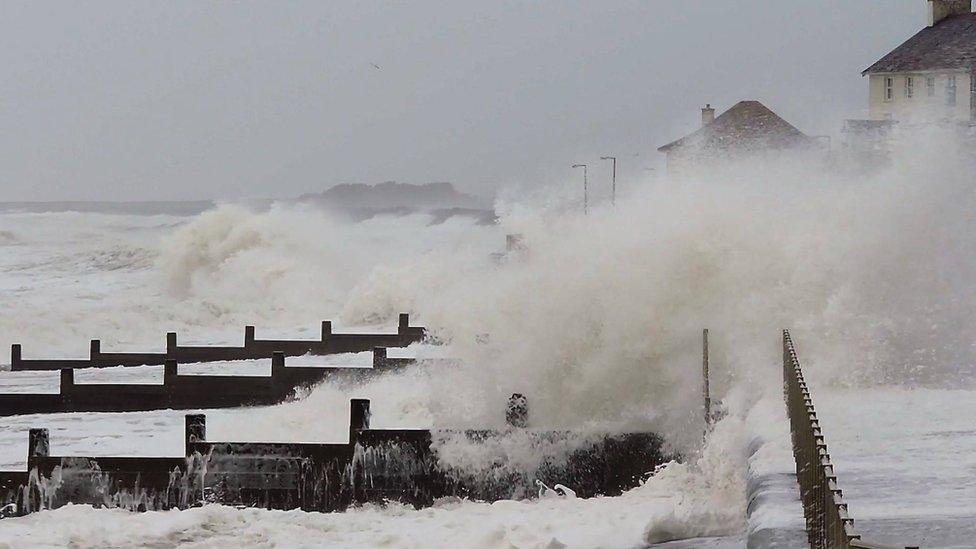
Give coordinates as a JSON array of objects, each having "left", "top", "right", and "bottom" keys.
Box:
[{"left": 370, "top": 63, "right": 381, "bottom": 70}]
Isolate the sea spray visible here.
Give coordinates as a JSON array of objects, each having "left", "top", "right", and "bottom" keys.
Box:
[
  {"left": 641, "top": 415, "right": 749, "bottom": 543},
  {"left": 21, "top": 457, "right": 204, "bottom": 513},
  {"left": 23, "top": 466, "right": 62, "bottom": 514},
  {"left": 339, "top": 134, "right": 976, "bottom": 452},
  {"left": 0, "top": 135, "right": 974, "bottom": 543},
  {"left": 0, "top": 207, "right": 499, "bottom": 360}
]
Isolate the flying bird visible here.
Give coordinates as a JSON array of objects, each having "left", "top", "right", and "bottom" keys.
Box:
[{"left": 370, "top": 63, "right": 381, "bottom": 70}]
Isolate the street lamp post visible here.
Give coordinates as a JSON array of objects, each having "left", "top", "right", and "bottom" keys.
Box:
[
  {"left": 571, "top": 164, "right": 588, "bottom": 214},
  {"left": 600, "top": 156, "right": 616, "bottom": 206}
]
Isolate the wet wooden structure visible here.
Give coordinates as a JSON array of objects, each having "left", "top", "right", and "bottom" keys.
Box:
[
  {"left": 0, "top": 349, "right": 425, "bottom": 416},
  {"left": 10, "top": 313, "right": 425, "bottom": 370},
  {"left": 0, "top": 312, "right": 682, "bottom": 519},
  {"left": 0, "top": 398, "right": 669, "bottom": 516}
]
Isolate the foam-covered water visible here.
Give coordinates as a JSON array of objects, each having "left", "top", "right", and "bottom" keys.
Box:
[
  {"left": 331, "top": 138, "right": 976, "bottom": 458},
  {"left": 0, "top": 411, "right": 750, "bottom": 547},
  {"left": 1, "top": 134, "right": 974, "bottom": 545},
  {"left": 0, "top": 206, "right": 500, "bottom": 356}
]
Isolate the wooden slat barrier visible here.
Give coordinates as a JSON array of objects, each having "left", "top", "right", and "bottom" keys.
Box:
[
  {"left": 10, "top": 313, "right": 425, "bottom": 370},
  {"left": 783, "top": 330, "right": 913, "bottom": 549},
  {"left": 0, "top": 348, "right": 433, "bottom": 416},
  {"left": 0, "top": 398, "right": 670, "bottom": 516}
]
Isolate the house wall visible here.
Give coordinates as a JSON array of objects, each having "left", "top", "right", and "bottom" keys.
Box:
[
  {"left": 664, "top": 145, "right": 827, "bottom": 180},
  {"left": 664, "top": 149, "right": 700, "bottom": 180},
  {"left": 868, "top": 71, "right": 973, "bottom": 121}
]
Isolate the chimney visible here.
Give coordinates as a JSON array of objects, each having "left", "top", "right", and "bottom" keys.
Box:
[
  {"left": 928, "top": 0, "right": 971, "bottom": 27},
  {"left": 701, "top": 104, "right": 715, "bottom": 127}
]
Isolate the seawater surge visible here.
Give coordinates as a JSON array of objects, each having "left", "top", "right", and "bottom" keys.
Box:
[{"left": 0, "top": 136, "right": 973, "bottom": 545}]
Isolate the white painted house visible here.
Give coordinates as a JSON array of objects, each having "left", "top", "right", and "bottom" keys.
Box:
[{"left": 863, "top": 0, "right": 976, "bottom": 122}]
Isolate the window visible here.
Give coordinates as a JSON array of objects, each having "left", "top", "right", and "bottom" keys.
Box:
[
  {"left": 905, "top": 76, "right": 914, "bottom": 98},
  {"left": 884, "top": 77, "right": 894, "bottom": 101},
  {"left": 927, "top": 76, "right": 936, "bottom": 97},
  {"left": 947, "top": 75, "right": 957, "bottom": 106}
]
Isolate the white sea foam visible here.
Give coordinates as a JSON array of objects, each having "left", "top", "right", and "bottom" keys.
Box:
[
  {"left": 0, "top": 134, "right": 973, "bottom": 544},
  {"left": 340, "top": 133, "right": 976, "bottom": 453},
  {"left": 0, "top": 416, "right": 749, "bottom": 548},
  {"left": 0, "top": 206, "right": 499, "bottom": 360}
]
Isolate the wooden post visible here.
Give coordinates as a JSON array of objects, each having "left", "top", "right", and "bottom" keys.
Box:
[
  {"left": 25, "top": 428, "right": 50, "bottom": 514},
  {"left": 89, "top": 339, "right": 101, "bottom": 362},
  {"left": 271, "top": 351, "right": 286, "bottom": 379},
  {"left": 398, "top": 313, "right": 409, "bottom": 334},
  {"left": 10, "top": 344, "right": 21, "bottom": 371},
  {"left": 321, "top": 320, "right": 332, "bottom": 341},
  {"left": 703, "top": 329, "right": 711, "bottom": 427},
  {"left": 59, "top": 368, "right": 74, "bottom": 393},
  {"left": 244, "top": 326, "right": 255, "bottom": 347},
  {"left": 166, "top": 332, "right": 177, "bottom": 356},
  {"left": 28, "top": 428, "right": 49, "bottom": 462},
  {"left": 373, "top": 347, "right": 387, "bottom": 370},
  {"left": 164, "top": 359, "right": 178, "bottom": 385},
  {"left": 185, "top": 414, "right": 206, "bottom": 456},
  {"left": 349, "top": 399, "right": 371, "bottom": 444},
  {"left": 59, "top": 368, "right": 74, "bottom": 410}
]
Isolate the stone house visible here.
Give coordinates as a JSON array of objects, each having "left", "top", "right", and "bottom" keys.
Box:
[{"left": 657, "top": 101, "right": 821, "bottom": 179}]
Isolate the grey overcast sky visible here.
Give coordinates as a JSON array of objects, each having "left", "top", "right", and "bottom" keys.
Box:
[{"left": 0, "top": 1, "right": 922, "bottom": 201}]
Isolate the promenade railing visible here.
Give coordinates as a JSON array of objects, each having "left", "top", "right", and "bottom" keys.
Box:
[{"left": 783, "top": 330, "right": 911, "bottom": 549}]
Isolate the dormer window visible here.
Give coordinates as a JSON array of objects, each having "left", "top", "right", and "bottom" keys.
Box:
[{"left": 884, "top": 77, "right": 894, "bottom": 101}]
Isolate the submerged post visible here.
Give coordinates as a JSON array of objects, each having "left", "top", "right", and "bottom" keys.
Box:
[
  {"left": 59, "top": 368, "right": 74, "bottom": 392},
  {"left": 164, "top": 359, "right": 178, "bottom": 386},
  {"left": 373, "top": 347, "right": 387, "bottom": 370},
  {"left": 28, "top": 429, "right": 49, "bottom": 462},
  {"left": 25, "top": 428, "right": 50, "bottom": 514},
  {"left": 185, "top": 414, "right": 206, "bottom": 456},
  {"left": 10, "top": 344, "right": 21, "bottom": 371},
  {"left": 349, "top": 399, "right": 371, "bottom": 444},
  {"left": 271, "top": 351, "right": 286, "bottom": 379},
  {"left": 59, "top": 368, "right": 74, "bottom": 410},
  {"left": 506, "top": 393, "right": 528, "bottom": 428},
  {"left": 703, "top": 329, "right": 711, "bottom": 427}
]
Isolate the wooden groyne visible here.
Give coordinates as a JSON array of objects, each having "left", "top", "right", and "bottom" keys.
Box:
[
  {"left": 0, "top": 398, "right": 669, "bottom": 516},
  {"left": 0, "top": 349, "right": 428, "bottom": 416},
  {"left": 11, "top": 313, "right": 425, "bottom": 370}
]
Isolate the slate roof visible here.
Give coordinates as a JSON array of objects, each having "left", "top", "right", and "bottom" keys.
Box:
[
  {"left": 658, "top": 101, "right": 811, "bottom": 153},
  {"left": 863, "top": 13, "right": 976, "bottom": 74}
]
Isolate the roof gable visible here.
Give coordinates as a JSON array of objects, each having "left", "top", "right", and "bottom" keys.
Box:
[
  {"left": 658, "top": 101, "right": 810, "bottom": 153},
  {"left": 863, "top": 13, "right": 976, "bottom": 74}
]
